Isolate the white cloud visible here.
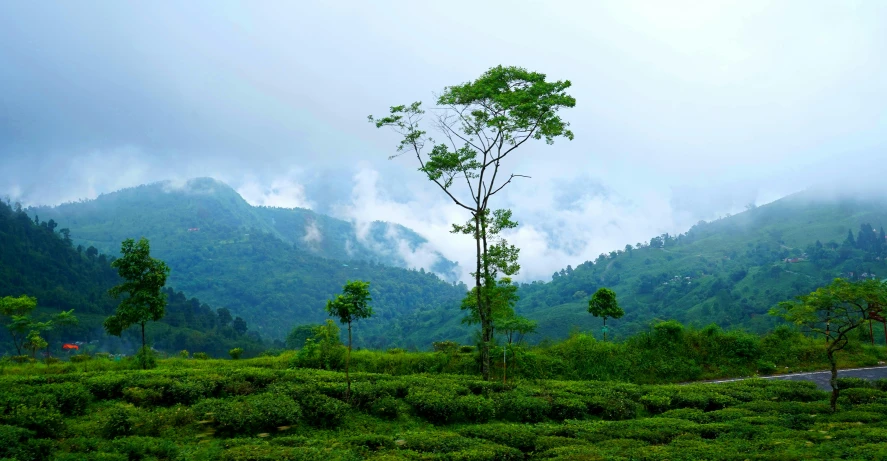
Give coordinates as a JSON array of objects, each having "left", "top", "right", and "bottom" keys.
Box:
[
  {"left": 236, "top": 172, "right": 313, "bottom": 209},
  {"left": 302, "top": 220, "right": 322, "bottom": 246}
]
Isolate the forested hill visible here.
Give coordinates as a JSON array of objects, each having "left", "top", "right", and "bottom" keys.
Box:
[
  {"left": 0, "top": 199, "right": 266, "bottom": 356},
  {"left": 516, "top": 190, "right": 887, "bottom": 341},
  {"left": 28, "top": 177, "right": 459, "bottom": 280},
  {"left": 24, "top": 179, "right": 469, "bottom": 345}
]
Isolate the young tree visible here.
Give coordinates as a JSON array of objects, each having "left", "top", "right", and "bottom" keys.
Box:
[
  {"left": 461, "top": 277, "right": 520, "bottom": 342},
  {"left": 1, "top": 295, "right": 77, "bottom": 355},
  {"left": 588, "top": 288, "right": 624, "bottom": 341},
  {"left": 770, "top": 278, "right": 887, "bottom": 411},
  {"left": 24, "top": 330, "right": 48, "bottom": 358},
  {"left": 325, "top": 280, "right": 373, "bottom": 400},
  {"left": 105, "top": 237, "right": 170, "bottom": 367},
  {"left": 370, "top": 65, "right": 575, "bottom": 380}
]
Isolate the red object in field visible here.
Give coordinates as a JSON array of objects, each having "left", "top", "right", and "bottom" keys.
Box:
[{"left": 62, "top": 343, "right": 79, "bottom": 350}]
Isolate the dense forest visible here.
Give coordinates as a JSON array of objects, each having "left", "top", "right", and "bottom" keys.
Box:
[{"left": 0, "top": 199, "right": 266, "bottom": 357}]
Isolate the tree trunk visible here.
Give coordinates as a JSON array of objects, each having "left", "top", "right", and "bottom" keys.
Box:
[
  {"left": 828, "top": 349, "right": 839, "bottom": 412},
  {"left": 141, "top": 322, "right": 147, "bottom": 369},
  {"left": 474, "top": 212, "right": 489, "bottom": 381},
  {"left": 346, "top": 321, "right": 352, "bottom": 402},
  {"left": 870, "top": 320, "right": 875, "bottom": 346},
  {"left": 603, "top": 317, "right": 607, "bottom": 342}
]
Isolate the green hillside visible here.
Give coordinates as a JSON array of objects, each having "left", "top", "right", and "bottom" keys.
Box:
[
  {"left": 26, "top": 179, "right": 469, "bottom": 345},
  {"left": 517, "top": 191, "right": 887, "bottom": 341},
  {"left": 0, "top": 199, "right": 266, "bottom": 357},
  {"left": 30, "top": 178, "right": 459, "bottom": 279}
]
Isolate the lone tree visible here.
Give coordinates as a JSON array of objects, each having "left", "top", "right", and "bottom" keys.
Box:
[
  {"left": 1, "top": 295, "right": 77, "bottom": 355},
  {"left": 588, "top": 288, "right": 623, "bottom": 341},
  {"left": 326, "top": 280, "right": 373, "bottom": 400},
  {"left": 105, "top": 237, "right": 170, "bottom": 368},
  {"left": 770, "top": 278, "right": 887, "bottom": 411},
  {"left": 370, "top": 65, "right": 575, "bottom": 380}
]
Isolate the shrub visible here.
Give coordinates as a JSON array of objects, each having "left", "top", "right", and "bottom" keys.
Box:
[
  {"left": 457, "top": 423, "right": 538, "bottom": 452},
  {"left": 495, "top": 392, "right": 551, "bottom": 423},
  {"left": 297, "top": 393, "right": 349, "bottom": 428},
  {"left": 44, "top": 356, "right": 62, "bottom": 365},
  {"left": 229, "top": 348, "right": 243, "bottom": 360},
  {"left": 194, "top": 393, "right": 302, "bottom": 435},
  {"left": 134, "top": 346, "right": 156, "bottom": 369},
  {"left": 840, "top": 388, "right": 886, "bottom": 405},
  {"left": 69, "top": 354, "right": 91, "bottom": 363},
  {"left": 122, "top": 387, "right": 164, "bottom": 407},
  {"left": 548, "top": 396, "right": 587, "bottom": 420},
  {"left": 460, "top": 345, "right": 476, "bottom": 353},
  {"left": 756, "top": 360, "right": 777, "bottom": 375},
  {"left": 193, "top": 352, "right": 210, "bottom": 360},
  {"left": 179, "top": 350, "right": 189, "bottom": 359},
  {"left": 40, "top": 382, "right": 93, "bottom": 415},
  {"left": 406, "top": 388, "right": 458, "bottom": 424},
  {"left": 3, "top": 403, "right": 64, "bottom": 438},
  {"left": 11, "top": 355, "right": 33, "bottom": 364},
  {"left": 371, "top": 396, "right": 400, "bottom": 419},
  {"left": 433, "top": 341, "right": 460, "bottom": 353},
  {"left": 106, "top": 436, "right": 179, "bottom": 460},
  {"left": 343, "top": 433, "right": 395, "bottom": 450},
  {"left": 101, "top": 403, "right": 137, "bottom": 439},
  {"left": 837, "top": 377, "right": 872, "bottom": 390}
]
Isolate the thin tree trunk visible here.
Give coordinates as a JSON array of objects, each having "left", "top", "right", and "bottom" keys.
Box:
[
  {"left": 346, "top": 321, "right": 352, "bottom": 402},
  {"left": 480, "top": 210, "right": 494, "bottom": 381},
  {"left": 828, "top": 350, "right": 839, "bottom": 412},
  {"left": 474, "top": 212, "right": 489, "bottom": 381},
  {"left": 870, "top": 320, "right": 875, "bottom": 346},
  {"left": 141, "top": 322, "right": 147, "bottom": 369},
  {"left": 603, "top": 317, "right": 607, "bottom": 342}
]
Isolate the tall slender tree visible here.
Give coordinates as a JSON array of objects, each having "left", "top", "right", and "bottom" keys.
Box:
[
  {"left": 370, "top": 65, "right": 575, "bottom": 379},
  {"left": 326, "top": 280, "right": 373, "bottom": 400},
  {"left": 105, "top": 238, "right": 170, "bottom": 368}
]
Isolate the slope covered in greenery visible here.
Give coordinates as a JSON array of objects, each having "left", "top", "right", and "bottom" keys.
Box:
[
  {"left": 26, "top": 179, "right": 468, "bottom": 344},
  {"left": 0, "top": 199, "right": 266, "bottom": 357},
  {"left": 517, "top": 191, "right": 887, "bottom": 341},
  {"left": 29, "top": 178, "right": 459, "bottom": 279}
]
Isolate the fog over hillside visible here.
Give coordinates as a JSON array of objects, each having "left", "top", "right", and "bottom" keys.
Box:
[{"left": 2, "top": 1, "right": 886, "bottom": 282}]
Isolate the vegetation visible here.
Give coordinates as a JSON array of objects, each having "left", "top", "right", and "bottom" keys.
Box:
[
  {"left": 371, "top": 65, "right": 576, "bottom": 378},
  {"left": 0, "top": 330, "right": 884, "bottom": 460},
  {"left": 0, "top": 196, "right": 265, "bottom": 358},
  {"left": 25, "top": 180, "right": 467, "bottom": 344},
  {"left": 325, "top": 280, "right": 374, "bottom": 400},
  {"left": 588, "top": 287, "right": 623, "bottom": 341},
  {"left": 105, "top": 237, "right": 171, "bottom": 368},
  {"left": 772, "top": 278, "right": 887, "bottom": 410}
]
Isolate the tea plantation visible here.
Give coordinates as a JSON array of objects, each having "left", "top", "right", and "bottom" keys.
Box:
[{"left": 3, "top": 353, "right": 887, "bottom": 461}]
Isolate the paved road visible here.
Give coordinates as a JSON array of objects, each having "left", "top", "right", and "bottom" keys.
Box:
[{"left": 705, "top": 366, "right": 887, "bottom": 390}]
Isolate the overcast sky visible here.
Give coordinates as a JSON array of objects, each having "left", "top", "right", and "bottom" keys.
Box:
[{"left": 2, "top": 1, "right": 886, "bottom": 282}]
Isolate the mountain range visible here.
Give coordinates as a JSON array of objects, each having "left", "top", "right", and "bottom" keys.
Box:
[{"left": 15, "top": 179, "right": 887, "bottom": 349}]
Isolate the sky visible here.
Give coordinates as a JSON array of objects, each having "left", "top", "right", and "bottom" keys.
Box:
[{"left": 2, "top": 0, "right": 886, "bottom": 282}]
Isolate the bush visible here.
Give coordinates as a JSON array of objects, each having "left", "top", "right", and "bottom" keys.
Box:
[
  {"left": 837, "top": 377, "right": 872, "bottom": 390},
  {"left": 44, "top": 356, "right": 62, "bottom": 365},
  {"left": 371, "top": 396, "right": 400, "bottom": 419},
  {"left": 3, "top": 403, "right": 64, "bottom": 438},
  {"left": 134, "top": 346, "right": 156, "bottom": 369},
  {"left": 433, "top": 341, "right": 460, "bottom": 353},
  {"left": 193, "top": 352, "right": 210, "bottom": 360},
  {"left": 297, "top": 393, "right": 349, "bottom": 428},
  {"left": 229, "top": 348, "right": 243, "bottom": 360},
  {"left": 495, "top": 392, "right": 551, "bottom": 423},
  {"left": 179, "top": 350, "right": 189, "bottom": 359},
  {"left": 10, "top": 355, "right": 33, "bottom": 364},
  {"left": 460, "top": 345, "right": 476, "bottom": 353},
  {"left": 406, "top": 388, "right": 459, "bottom": 424},
  {"left": 194, "top": 393, "right": 302, "bottom": 435},
  {"left": 101, "top": 403, "right": 137, "bottom": 439},
  {"left": 69, "top": 354, "right": 91, "bottom": 363},
  {"left": 457, "top": 423, "right": 538, "bottom": 452},
  {"left": 756, "top": 360, "right": 777, "bottom": 375},
  {"left": 840, "top": 388, "right": 886, "bottom": 405}
]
